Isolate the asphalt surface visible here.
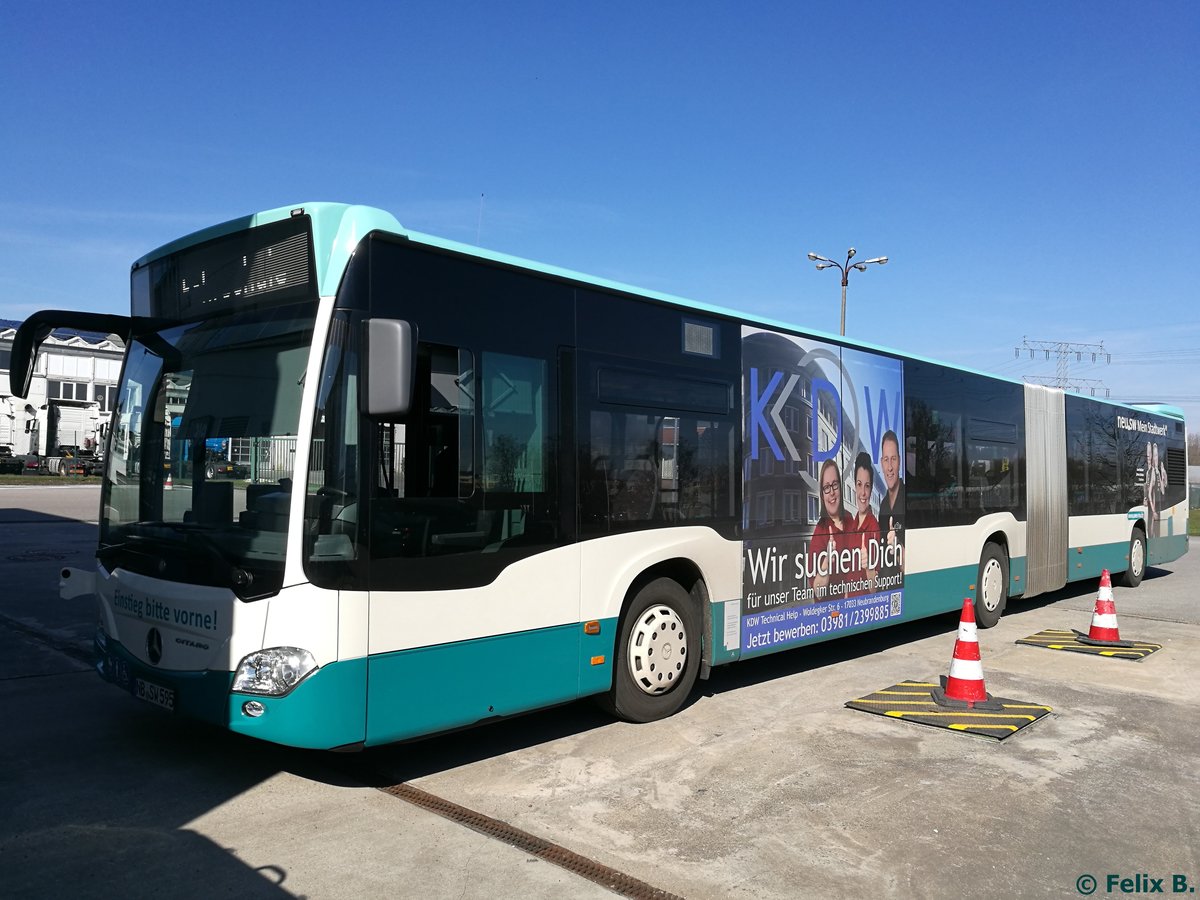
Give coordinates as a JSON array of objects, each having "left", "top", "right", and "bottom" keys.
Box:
[{"left": 1, "top": 484, "right": 1197, "bottom": 899}]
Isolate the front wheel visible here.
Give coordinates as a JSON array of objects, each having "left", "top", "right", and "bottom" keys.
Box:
[
  {"left": 975, "top": 542, "right": 1008, "bottom": 628},
  {"left": 1120, "top": 530, "right": 1146, "bottom": 588},
  {"left": 603, "top": 577, "right": 700, "bottom": 723}
]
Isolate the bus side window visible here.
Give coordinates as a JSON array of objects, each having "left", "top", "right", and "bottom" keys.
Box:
[
  {"left": 582, "top": 409, "right": 734, "bottom": 533},
  {"left": 368, "top": 346, "right": 563, "bottom": 590},
  {"left": 409, "top": 344, "right": 475, "bottom": 499},
  {"left": 906, "top": 401, "right": 963, "bottom": 515},
  {"left": 482, "top": 352, "right": 545, "bottom": 497},
  {"left": 966, "top": 419, "right": 1018, "bottom": 512},
  {"left": 479, "top": 351, "right": 552, "bottom": 547}
]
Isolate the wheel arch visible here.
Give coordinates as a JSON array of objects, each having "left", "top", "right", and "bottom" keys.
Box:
[
  {"left": 982, "top": 528, "right": 1010, "bottom": 555},
  {"left": 1121, "top": 521, "right": 1148, "bottom": 588},
  {"left": 974, "top": 537, "right": 1011, "bottom": 627},
  {"left": 621, "top": 557, "right": 711, "bottom": 677},
  {"left": 979, "top": 527, "right": 1014, "bottom": 597}
]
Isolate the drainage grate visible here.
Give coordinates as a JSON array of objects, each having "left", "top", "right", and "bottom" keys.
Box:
[{"left": 377, "top": 781, "right": 684, "bottom": 899}]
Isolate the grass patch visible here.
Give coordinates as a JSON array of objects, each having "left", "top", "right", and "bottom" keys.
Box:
[
  {"left": 1191, "top": 508, "right": 1200, "bottom": 537},
  {"left": 0, "top": 474, "right": 102, "bottom": 485}
]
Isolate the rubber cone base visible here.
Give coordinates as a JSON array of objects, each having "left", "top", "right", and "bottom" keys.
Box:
[
  {"left": 1070, "top": 629, "right": 1137, "bottom": 649},
  {"left": 929, "top": 676, "right": 1005, "bottom": 711}
]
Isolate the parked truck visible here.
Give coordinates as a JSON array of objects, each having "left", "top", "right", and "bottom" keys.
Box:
[{"left": 18, "top": 401, "right": 105, "bottom": 474}]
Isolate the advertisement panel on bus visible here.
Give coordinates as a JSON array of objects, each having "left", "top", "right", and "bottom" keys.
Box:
[{"left": 741, "top": 327, "right": 906, "bottom": 653}]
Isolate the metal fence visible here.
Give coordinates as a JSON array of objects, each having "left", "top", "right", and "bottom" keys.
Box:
[{"left": 238, "top": 437, "right": 405, "bottom": 488}]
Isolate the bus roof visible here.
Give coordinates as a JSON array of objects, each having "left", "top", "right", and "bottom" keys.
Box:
[
  {"left": 136, "top": 202, "right": 1185, "bottom": 423},
  {"left": 132, "top": 202, "right": 406, "bottom": 300}
]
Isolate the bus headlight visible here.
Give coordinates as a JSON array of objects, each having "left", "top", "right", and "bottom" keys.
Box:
[{"left": 232, "top": 647, "right": 318, "bottom": 696}]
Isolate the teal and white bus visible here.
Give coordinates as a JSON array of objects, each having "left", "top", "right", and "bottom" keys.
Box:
[{"left": 11, "top": 203, "right": 1189, "bottom": 750}]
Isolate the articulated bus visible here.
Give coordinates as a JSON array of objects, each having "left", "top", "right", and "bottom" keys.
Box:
[{"left": 11, "top": 203, "right": 1188, "bottom": 750}]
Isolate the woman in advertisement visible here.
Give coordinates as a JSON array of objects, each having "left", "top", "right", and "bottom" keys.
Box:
[
  {"left": 851, "top": 451, "right": 880, "bottom": 595},
  {"left": 809, "top": 458, "right": 858, "bottom": 600}
]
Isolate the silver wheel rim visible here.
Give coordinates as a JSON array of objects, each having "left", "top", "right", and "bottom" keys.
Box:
[
  {"left": 628, "top": 604, "right": 688, "bottom": 695},
  {"left": 1131, "top": 537, "right": 1145, "bottom": 579},
  {"left": 981, "top": 558, "right": 1004, "bottom": 612}
]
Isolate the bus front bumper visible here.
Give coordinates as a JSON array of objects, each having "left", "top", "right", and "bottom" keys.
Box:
[{"left": 95, "top": 629, "right": 366, "bottom": 750}]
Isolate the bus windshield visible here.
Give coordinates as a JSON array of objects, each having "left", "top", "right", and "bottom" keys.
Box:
[{"left": 99, "top": 303, "right": 316, "bottom": 598}]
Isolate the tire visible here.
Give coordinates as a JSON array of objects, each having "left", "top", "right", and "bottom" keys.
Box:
[
  {"left": 1120, "top": 529, "right": 1146, "bottom": 588},
  {"left": 603, "top": 577, "right": 700, "bottom": 723},
  {"left": 205, "top": 463, "right": 216, "bottom": 479},
  {"left": 974, "top": 542, "right": 1008, "bottom": 629}
]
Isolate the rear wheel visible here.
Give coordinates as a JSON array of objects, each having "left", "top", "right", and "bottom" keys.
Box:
[
  {"left": 1121, "top": 529, "right": 1146, "bottom": 588},
  {"left": 603, "top": 577, "right": 700, "bottom": 723},
  {"left": 974, "top": 542, "right": 1008, "bottom": 628}
]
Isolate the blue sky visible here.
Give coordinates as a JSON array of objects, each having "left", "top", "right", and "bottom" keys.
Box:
[{"left": 2, "top": 2, "right": 1197, "bottom": 425}]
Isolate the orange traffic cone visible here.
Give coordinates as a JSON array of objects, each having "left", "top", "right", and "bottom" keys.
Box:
[
  {"left": 165, "top": 472, "right": 173, "bottom": 491},
  {"left": 1073, "top": 569, "right": 1134, "bottom": 648},
  {"left": 931, "top": 599, "right": 1003, "bottom": 710}
]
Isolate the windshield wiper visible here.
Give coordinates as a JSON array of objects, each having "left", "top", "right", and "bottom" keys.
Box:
[
  {"left": 154, "top": 523, "right": 256, "bottom": 591},
  {"left": 97, "top": 538, "right": 164, "bottom": 570},
  {"left": 100, "top": 523, "right": 257, "bottom": 595}
]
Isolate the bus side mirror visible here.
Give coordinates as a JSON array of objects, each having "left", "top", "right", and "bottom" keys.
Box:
[
  {"left": 363, "top": 318, "right": 417, "bottom": 418},
  {"left": 10, "top": 310, "right": 132, "bottom": 399},
  {"left": 9, "top": 320, "right": 56, "bottom": 399}
]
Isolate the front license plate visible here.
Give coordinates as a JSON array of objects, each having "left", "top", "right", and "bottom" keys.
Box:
[{"left": 135, "top": 678, "right": 175, "bottom": 712}]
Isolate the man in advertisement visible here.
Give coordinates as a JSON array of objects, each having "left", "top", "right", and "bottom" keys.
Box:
[{"left": 877, "top": 429, "right": 905, "bottom": 580}]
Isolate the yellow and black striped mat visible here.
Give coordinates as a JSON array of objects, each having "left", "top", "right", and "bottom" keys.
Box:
[
  {"left": 845, "top": 680, "right": 1052, "bottom": 740},
  {"left": 1016, "top": 629, "right": 1162, "bottom": 660}
]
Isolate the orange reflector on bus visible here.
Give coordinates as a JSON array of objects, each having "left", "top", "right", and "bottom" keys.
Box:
[
  {"left": 590, "top": 656, "right": 605, "bottom": 666},
  {"left": 584, "top": 621, "right": 601, "bottom": 635}
]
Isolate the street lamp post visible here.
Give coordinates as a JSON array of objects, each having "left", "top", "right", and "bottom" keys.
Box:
[{"left": 806, "top": 248, "right": 888, "bottom": 336}]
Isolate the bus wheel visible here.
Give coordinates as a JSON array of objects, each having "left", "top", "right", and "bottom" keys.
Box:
[
  {"left": 975, "top": 543, "right": 1008, "bottom": 629},
  {"left": 605, "top": 578, "right": 700, "bottom": 723},
  {"left": 1121, "top": 530, "right": 1146, "bottom": 588}
]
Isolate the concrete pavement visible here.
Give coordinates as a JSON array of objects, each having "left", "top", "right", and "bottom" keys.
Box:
[{"left": 1, "top": 484, "right": 1196, "bottom": 898}]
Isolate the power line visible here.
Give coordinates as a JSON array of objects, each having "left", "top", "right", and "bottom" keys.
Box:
[
  {"left": 1016, "top": 336, "right": 1110, "bottom": 392},
  {"left": 1024, "top": 375, "right": 1111, "bottom": 398}
]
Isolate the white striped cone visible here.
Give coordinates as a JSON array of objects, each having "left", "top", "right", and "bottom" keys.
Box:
[
  {"left": 165, "top": 473, "right": 173, "bottom": 491},
  {"left": 1086, "top": 569, "right": 1121, "bottom": 643},
  {"left": 943, "top": 598, "right": 989, "bottom": 703}
]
